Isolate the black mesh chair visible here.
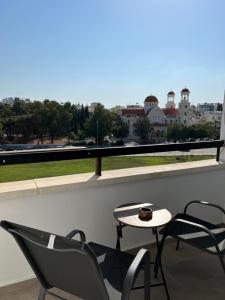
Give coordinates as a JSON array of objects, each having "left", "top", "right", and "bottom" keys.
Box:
[
  {"left": 1, "top": 220, "right": 151, "bottom": 300},
  {"left": 157, "top": 200, "right": 225, "bottom": 275}
]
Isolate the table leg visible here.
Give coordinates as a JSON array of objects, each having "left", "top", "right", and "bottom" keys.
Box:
[
  {"left": 116, "top": 222, "right": 123, "bottom": 251},
  {"left": 153, "top": 227, "right": 170, "bottom": 300},
  {"left": 119, "top": 226, "right": 170, "bottom": 299},
  {"left": 152, "top": 227, "right": 160, "bottom": 274}
]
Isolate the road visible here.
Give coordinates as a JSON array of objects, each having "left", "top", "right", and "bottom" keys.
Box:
[{"left": 134, "top": 148, "right": 217, "bottom": 156}]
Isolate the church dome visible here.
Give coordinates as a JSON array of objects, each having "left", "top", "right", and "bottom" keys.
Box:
[
  {"left": 168, "top": 91, "right": 175, "bottom": 96},
  {"left": 181, "top": 88, "right": 190, "bottom": 93},
  {"left": 144, "top": 95, "right": 158, "bottom": 103}
]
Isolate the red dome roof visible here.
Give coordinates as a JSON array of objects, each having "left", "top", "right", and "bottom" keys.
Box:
[
  {"left": 168, "top": 91, "right": 175, "bottom": 96},
  {"left": 144, "top": 95, "right": 158, "bottom": 103},
  {"left": 181, "top": 88, "right": 190, "bottom": 93}
]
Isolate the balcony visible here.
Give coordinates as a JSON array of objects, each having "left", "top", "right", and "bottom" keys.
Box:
[{"left": 0, "top": 141, "right": 224, "bottom": 299}]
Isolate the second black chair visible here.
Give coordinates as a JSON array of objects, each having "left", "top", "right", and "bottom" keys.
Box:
[{"left": 157, "top": 200, "right": 225, "bottom": 275}]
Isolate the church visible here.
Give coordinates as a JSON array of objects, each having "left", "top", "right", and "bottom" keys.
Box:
[{"left": 119, "top": 88, "right": 191, "bottom": 142}]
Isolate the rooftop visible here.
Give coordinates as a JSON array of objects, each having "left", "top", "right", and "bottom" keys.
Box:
[
  {"left": 163, "top": 108, "right": 179, "bottom": 116},
  {"left": 121, "top": 108, "right": 145, "bottom": 116}
]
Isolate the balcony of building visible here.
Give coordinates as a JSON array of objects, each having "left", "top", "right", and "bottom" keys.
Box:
[{"left": 0, "top": 140, "right": 224, "bottom": 299}]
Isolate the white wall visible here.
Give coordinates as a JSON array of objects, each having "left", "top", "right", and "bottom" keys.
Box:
[{"left": 0, "top": 163, "right": 225, "bottom": 286}]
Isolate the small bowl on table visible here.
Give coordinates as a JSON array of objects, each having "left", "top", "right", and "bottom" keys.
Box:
[{"left": 138, "top": 207, "right": 153, "bottom": 221}]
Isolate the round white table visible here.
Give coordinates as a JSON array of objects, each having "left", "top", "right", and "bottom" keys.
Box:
[{"left": 113, "top": 202, "right": 172, "bottom": 300}]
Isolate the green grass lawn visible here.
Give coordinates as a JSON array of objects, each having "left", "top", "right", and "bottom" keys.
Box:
[{"left": 0, "top": 155, "right": 214, "bottom": 183}]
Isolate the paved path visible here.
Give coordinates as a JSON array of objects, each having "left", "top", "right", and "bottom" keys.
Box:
[{"left": 134, "top": 148, "right": 217, "bottom": 156}]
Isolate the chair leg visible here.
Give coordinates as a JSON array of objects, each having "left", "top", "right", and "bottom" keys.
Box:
[
  {"left": 176, "top": 240, "right": 180, "bottom": 251},
  {"left": 159, "top": 262, "right": 170, "bottom": 300},
  {"left": 144, "top": 254, "right": 151, "bottom": 300},
  {"left": 38, "top": 287, "right": 46, "bottom": 300}
]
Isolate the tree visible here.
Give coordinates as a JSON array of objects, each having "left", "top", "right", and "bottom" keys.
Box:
[
  {"left": 71, "top": 105, "right": 78, "bottom": 133},
  {"left": 199, "top": 122, "right": 220, "bottom": 140},
  {"left": 79, "top": 105, "right": 85, "bottom": 130},
  {"left": 43, "top": 100, "right": 72, "bottom": 143},
  {"left": 0, "top": 121, "right": 3, "bottom": 140},
  {"left": 84, "top": 105, "right": 89, "bottom": 119},
  {"left": 12, "top": 99, "right": 27, "bottom": 115},
  {"left": 2, "top": 117, "right": 16, "bottom": 139},
  {"left": 167, "top": 122, "right": 219, "bottom": 142},
  {"left": 167, "top": 124, "right": 183, "bottom": 141},
  {"left": 188, "top": 124, "right": 207, "bottom": 139},
  {"left": 134, "top": 117, "right": 151, "bottom": 143},
  {"left": 84, "top": 104, "right": 113, "bottom": 145},
  {"left": 13, "top": 115, "right": 33, "bottom": 140},
  {"left": 112, "top": 118, "right": 129, "bottom": 140},
  {"left": 31, "top": 101, "right": 48, "bottom": 143},
  {"left": 0, "top": 103, "right": 13, "bottom": 118},
  {"left": 57, "top": 106, "right": 73, "bottom": 137}
]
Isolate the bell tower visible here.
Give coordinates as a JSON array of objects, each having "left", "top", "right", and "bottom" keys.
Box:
[
  {"left": 179, "top": 88, "right": 191, "bottom": 126},
  {"left": 166, "top": 91, "right": 175, "bottom": 108}
]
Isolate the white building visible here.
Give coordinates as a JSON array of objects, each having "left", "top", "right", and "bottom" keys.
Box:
[
  {"left": 178, "top": 88, "right": 191, "bottom": 126},
  {"left": 190, "top": 115, "right": 205, "bottom": 125},
  {"left": 120, "top": 107, "right": 145, "bottom": 138},
  {"left": 197, "top": 102, "right": 220, "bottom": 113},
  {"left": 120, "top": 95, "right": 166, "bottom": 142},
  {"left": 203, "top": 111, "right": 222, "bottom": 123},
  {"left": 119, "top": 88, "right": 194, "bottom": 142}
]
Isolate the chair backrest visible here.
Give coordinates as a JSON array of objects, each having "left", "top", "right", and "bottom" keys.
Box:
[{"left": 1, "top": 221, "right": 110, "bottom": 300}]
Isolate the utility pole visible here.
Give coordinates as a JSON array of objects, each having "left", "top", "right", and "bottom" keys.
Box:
[{"left": 96, "top": 120, "right": 99, "bottom": 147}]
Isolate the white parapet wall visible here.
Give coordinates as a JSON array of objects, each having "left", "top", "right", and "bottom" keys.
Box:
[{"left": 0, "top": 159, "right": 225, "bottom": 287}]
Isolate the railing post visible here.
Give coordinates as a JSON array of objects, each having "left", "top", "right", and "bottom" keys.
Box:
[
  {"left": 95, "top": 157, "right": 102, "bottom": 176},
  {"left": 216, "top": 147, "right": 221, "bottom": 162}
]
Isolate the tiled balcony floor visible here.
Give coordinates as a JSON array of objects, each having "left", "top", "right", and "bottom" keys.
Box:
[{"left": 0, "top": 240, "right": 224, "bottom": 300}]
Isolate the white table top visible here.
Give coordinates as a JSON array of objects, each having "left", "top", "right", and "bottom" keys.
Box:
[{"left": 113, "top": 202, "right": 172, "bottom": 228}]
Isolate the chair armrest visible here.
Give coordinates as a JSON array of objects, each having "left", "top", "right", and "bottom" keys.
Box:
[
  {"left": 121, "top": 248, "right": 150, "bottom": 300},
  {"left": 167, "top": 218, "right": 221, "bottom": 253},
  {"left": 184, "top": 200, "right": 225, "bottom": 215},
  {"left": 66, "top": 230, "right": 86, "bottom": 242}
]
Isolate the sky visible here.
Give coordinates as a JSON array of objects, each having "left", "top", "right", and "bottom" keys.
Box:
[{"left": 0, "top": 0, "right": 225, "bottom": 107}]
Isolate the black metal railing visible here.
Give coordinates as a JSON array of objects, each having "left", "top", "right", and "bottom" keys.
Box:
[{"left": 0, "top": 140, "right": 223, "bottom": 176}]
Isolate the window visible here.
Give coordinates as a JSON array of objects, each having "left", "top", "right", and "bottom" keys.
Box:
[
  {"left": 185, "top": 105, "right": 187, "bottom": 109},
  {"left": 184, "top": 120, "right": 186, "bottom": 124},
  {"left": 184, "top": 112, "right": 187, "bottom": 116}
]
